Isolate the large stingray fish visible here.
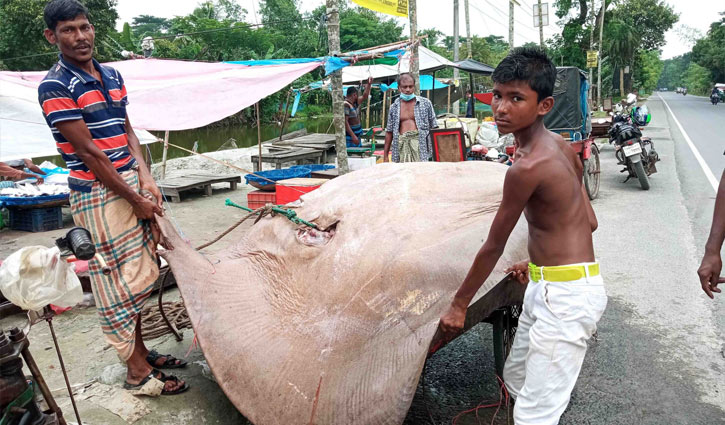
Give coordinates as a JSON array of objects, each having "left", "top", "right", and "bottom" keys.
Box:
[{"left": 157, "top": 161, "right": 528, "bottom": 425}]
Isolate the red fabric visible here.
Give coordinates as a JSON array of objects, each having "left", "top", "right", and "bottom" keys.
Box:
[{"left": 474, "top": 92, "right": 494, "bottom": 105}]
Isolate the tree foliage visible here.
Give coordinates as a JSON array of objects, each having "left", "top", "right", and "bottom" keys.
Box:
[
  {"left": 683, "top": 62, "right": 712, "bottom": 95},
  {"left": 0, "top": 0, "right": 119, "bottom": 71},
  {"left": 691, "top": 12, "right": 725, "bottom": 83}
]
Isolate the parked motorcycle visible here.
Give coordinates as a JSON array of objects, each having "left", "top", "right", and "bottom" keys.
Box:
[{"left": 608, "top": 101, "right": 659, "bottom": 190}]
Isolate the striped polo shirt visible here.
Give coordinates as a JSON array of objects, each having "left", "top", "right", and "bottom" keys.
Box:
[{"left": 38, "top": 55, "right": 136, "bottom": 192}]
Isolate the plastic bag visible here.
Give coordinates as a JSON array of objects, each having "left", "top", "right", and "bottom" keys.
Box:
[
  {"left": 476, "top": 122, "right": 500, "bottom": 148},
  {"left": 0, "top": 246, "right": 83, "bottom": 311}
]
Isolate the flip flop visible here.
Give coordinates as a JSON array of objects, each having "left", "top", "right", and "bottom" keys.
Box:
[
  {"left": 124, "top": 369, "right": 189, "bottom": 396},
  {"left": 146, "top": 349, "right": 188, "bottom": 369}
]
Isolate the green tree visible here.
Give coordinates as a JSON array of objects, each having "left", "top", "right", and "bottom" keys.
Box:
[
  {"left": 611, "top": 0, "right": 678, "bottom": 51},
  {"left": 691, "top": 12, "right": 725, "bottom": 83},
  {"left": 0, "top": 0, "right": 119, "bottom": 71},
  {"left": 683, "top": 62, "right": 712, "bottom": 95},
  {"left": 130, "top": 15, "right": 171, "bottom": 37},
  {"left": 120, "top": 22, "right": 135, "bottom": 50},
  {"left": 657, "top": 53, "right": 691, "bottom": 90},
  {"left": 634, "top": 49, "right": 663, "bottom": 93}
]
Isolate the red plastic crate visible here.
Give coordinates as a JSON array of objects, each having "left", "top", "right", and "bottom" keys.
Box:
[
  {"left": 275, "top": 178, "right": 328, "bottom": 205},
  {"left": 247, "top": 190, "right": 276, "bottom": 210}
]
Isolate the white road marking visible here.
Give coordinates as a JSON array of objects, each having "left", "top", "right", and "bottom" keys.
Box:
[{"left": 658, "top": 93, "right": 719, "bottom": 192}]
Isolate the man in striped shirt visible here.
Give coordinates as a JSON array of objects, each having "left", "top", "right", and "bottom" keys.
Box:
[{"left": 39, "top": 0, "right": 187, "bottom": 396}]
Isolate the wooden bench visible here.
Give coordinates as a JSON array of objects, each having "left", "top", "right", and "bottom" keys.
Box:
[
  {"left": 157, "top": 173, "right": 241, "bottom": 203},
  {"left": 251, "top": 148, "right": 325, "bottom": 172}
]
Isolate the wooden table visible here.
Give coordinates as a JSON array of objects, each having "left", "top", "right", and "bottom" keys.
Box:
[
  {"left": 251, "top": 148, "right": 325, "bottom": 172},
  {"left": 157, "top": 173, "right": 241, "bottom": 203},
  {"left": 272, "top": 133, "right": 337, "bottom": 163},
  {"left": 310, "top": 168, "right": 340, "bottom": 180}
]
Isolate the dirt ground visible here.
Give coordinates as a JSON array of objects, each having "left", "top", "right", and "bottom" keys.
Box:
[{"left": 0, "top": 179, "right": 511, "bottom": 425}]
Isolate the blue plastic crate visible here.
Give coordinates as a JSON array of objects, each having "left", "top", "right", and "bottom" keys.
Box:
[{"left": 9, "top": 207, "right": 63, "bottom": 232}]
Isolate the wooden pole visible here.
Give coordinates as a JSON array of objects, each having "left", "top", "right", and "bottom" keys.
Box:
[
  {"left": 161, "top": 130, "right": 169, "bottom": 180},
  {"left": 365, "top": 89, "right": 372, "bottom": 128},
  {"left": 588, "top": 0, "right": 595, "bottom": 102},
  {"left": 447, "top": 85, "right": 451, "bottom": 114},
  {"left": 255, "top": 102, "right": 262, "bottom": 172},
  {"left": 278, "top": 90, "right": 292, "bottom": 141},
  {"left": 509, "top": 0, "right": 515, "bottom": 48},
  {"left": 381, "top": 90, "right": 387, "bottom": 130},
  {"left": 326, "top": 0, "right": 349, "bottom": 173}
]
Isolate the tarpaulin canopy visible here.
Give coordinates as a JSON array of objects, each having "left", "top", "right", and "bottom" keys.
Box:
[
  {"left": 454, "top": 59, "right": 495, "bottom": 75},
  {"left": 380, "top": 74, "right": 449, "bottom": 92},
  {"left": 0, "top": 77, "right": 158, "bottom": 161},
  {"left": 0, "top": 58, "right": 321, "bottom": 134},
  {"left": 341, "top": 46, "right": 455, "bottom": 83},
  {"left": 543, "top": 67, "right": 590, "bottom": 136}
]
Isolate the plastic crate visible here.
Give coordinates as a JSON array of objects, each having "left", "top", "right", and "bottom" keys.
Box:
[
  {"left": 247, "top": 190, "right": 277, "bottom": 210},
  {"left": 275, "top": 178, "right": 327, "bottom": 205},
  {"left": 9, "top": 206, "right": 63, "bottom": 232}
]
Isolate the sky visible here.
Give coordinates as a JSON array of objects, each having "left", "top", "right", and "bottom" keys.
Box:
[{"left": 114, "top": 0, "right": 723, "bottom": 60}]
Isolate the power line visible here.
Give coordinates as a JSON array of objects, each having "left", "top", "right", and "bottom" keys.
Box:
[{"left": 469, "top": 2, "right": 539, "bottom": 44}]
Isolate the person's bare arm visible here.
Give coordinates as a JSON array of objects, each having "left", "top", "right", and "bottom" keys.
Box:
[
  {"left": 125, "top": 117, "right": 162, "bottom": 210},
  {"left": 23, "top": 159, "right": 46, "bottom": 175},
  {"left": 383, "top": 131, "right": 393, "bottom": 162},
  {"left": 0, "top": 163, "right": 43, "bottom": 183},
  {"left": 439, "top": 163, "right": 539, "bottom": 337},
  {"left": 697, "top": 170, "right": 725, "bottom": 298},
  {"left": 360, "top": 76, "right": 373, "bottom": 102},
  {"left": 54, "top": 119, "right": 160, "bottom": 219}
]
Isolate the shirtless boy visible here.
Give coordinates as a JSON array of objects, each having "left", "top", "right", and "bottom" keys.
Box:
[
  {"left": 383, "top": 73, "right": 437, "bottom": 163},
  {"left": 440, "top": 47, "right": 606, "bottom": 425}
]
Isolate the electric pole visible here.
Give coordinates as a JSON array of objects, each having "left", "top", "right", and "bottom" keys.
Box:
[
  {"left": 465, "top": 0, "right": 472, "bottom": 58},
  {"left": 410, "top": 0, "right": 420, "bottom": 95},
  {"left": 509, "top": 0, "right": 515, "bottom": 48},
  {"left": 589, "top": 0, "right": 595, "bottom": 101},
  {"left": 453, "top": 0, "right": 460, "bottom": 113},
  {"left": 325, "top": 0, "right": 348, "bottom": 174},
  {"left": 597, "top": 0, "right": 605, "bottom": 108},
  {"left": 537, "top": 0, "right": 544, "bottom": 48}
]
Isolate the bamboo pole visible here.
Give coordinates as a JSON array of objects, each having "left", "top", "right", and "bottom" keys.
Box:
[
  {"left": 255, "top": 102, "right": 262, "bottom": 172},
  {"left": 161, "top": 130, "right": 169, "bottom": 180},
  {"left": 597, "top": 0, "right": 605, "bottom": 108},
  {"left": 365, "top": 89, "right": 372, "bottom": 128},
  {"left": 409, "top": 0, "right": 420, "bottom": 95},
  {"left": 381, "top": 90, "right": 387, "bottom": 130},
  {"left": 278, "top": 90, "right": 292, "bottom": 141}
]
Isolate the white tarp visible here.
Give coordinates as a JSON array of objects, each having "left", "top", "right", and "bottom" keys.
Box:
[
  {"left": 0, "top": 77, "right": 159, "bottom": 161},
  {"left": 341, "top": 45, "right": 455, "bottom": 83}
]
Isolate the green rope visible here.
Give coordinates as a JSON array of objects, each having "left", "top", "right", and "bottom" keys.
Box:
[{"left": 224, "top": 199, "right": 318, "bottom": 229}]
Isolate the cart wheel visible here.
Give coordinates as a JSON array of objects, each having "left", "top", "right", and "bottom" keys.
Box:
[
  {"left": 491, "top": 304, "right": 521, "bottom": 378},
  {"left": 583, "top": 143, "right": 601, "bottom": 200}
]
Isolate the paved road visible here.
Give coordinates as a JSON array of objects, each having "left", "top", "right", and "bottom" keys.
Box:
[{"left": 408, "top": 93, "right": 725, "bottom": 424}]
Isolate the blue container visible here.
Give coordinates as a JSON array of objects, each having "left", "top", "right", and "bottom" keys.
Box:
[
  {"left": 245, "top": 165, "right": 335, "bottom": 191},
  {"left": 9, "top": 207, "right": 63, "bottom": 232}
]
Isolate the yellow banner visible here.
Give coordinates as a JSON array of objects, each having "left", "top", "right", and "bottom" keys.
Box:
[
  {"left": 351, "top": 0, "right": 409, "bottom": 18},
  {"left": 586, "top": 50, "right": 598, "bottom": 68}
]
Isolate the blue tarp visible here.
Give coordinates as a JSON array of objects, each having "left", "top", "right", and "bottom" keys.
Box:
[
  {"left": 381, "top": 75, "right": 449, "bottom": 92},
  {"left": 244, "top": 165, "right": 335, "bottom": 186}
]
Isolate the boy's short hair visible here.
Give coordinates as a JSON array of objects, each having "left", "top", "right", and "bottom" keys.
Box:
[
  {"left": 397, "top": 73, "right": 415, "bottom": 85},
  {"left": 44, "top": 0, "right": 89, "bottom": 31},
  {"left": 346, "top": 86, "right": 358, "bottom": 97},
  {"left": 492, "top": 47, "right": 556, "bottom": 102}
]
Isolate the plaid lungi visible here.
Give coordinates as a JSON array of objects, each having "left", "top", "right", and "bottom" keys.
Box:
[
  {"left": 398, "top": 130, "right": 421, "bottom": 163},
  {"left": 69, "top": 169, "right": 158, "bottom": 361}
]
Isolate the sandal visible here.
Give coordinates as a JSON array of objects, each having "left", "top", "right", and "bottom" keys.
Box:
[
  {"left": 146, "top": 349, "right": 187, "bottom": 369},
  {"left": 124, "top": 369, "right": 189, "bottom": 396}
]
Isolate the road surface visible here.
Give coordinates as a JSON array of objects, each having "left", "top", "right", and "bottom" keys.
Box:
[{"left": 407, "top": 92, "right": 725, "bottom": 424}]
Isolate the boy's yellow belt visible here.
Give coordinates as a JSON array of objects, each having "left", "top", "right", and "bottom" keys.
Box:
[{"left": 528, "top": 263, "right": 599, "bottom": 282}]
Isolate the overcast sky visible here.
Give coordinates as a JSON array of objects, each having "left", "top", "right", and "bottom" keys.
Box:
[{"left": 114, "top": 0, "right": 723, "bottom": 59}]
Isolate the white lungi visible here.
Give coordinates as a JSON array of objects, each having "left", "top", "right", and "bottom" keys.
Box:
[{"left": 503, "top": 263, "right": 607, "bottom": 425}]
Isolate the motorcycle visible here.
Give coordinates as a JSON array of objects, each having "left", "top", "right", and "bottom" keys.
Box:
[
  {"left": 712, "top": 92, "right": 721, "bottom": 105},
  {"left": 608, "top": 97, "right": 659, "bottom": 190}
]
